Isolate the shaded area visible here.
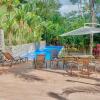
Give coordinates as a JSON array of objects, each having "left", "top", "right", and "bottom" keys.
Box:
[
  {"left": 66, "top": 79, "right": 100, "bottom": 86},
  {"left": 48, "top": 92, "right": 68, "bottom": 100},
  {"left": 8, "top": 63, "right": 45, "bottom": 82},
  {"left": 0, "top": 64, "right": 10, "bottom": 75},
  {"left": 0, "top": 68, "right": 9, "bottom": 75},
  {"left": 62, "top": 86, "right": 100, "bottom": 95},
  {"left": 66, "top": 74, "right": 100, "bottom": 82},
  {"left": 5, "top": 61, "right": 100, "bottom": 83},
  {"left": 41, "top": 69, "right": 67, "bottom": 76},
  {"left": 41, "top": 69, "right": 100, "bottom": 82},
  {"left": 15, "top": 73, "right": 45, "bottom": 81}
]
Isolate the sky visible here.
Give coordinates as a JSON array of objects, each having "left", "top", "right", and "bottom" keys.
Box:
[{"left": 59, "top": 0, "right": 79, "bottom": 15}]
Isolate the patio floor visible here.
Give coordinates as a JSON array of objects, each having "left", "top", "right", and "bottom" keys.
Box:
[{"left": 0, "top": 62, "right": 100, "bottom": 100}]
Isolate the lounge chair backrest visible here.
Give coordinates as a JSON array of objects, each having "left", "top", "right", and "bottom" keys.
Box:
[
  {"left": 51, "top": 49, "right": 59, "bottom": 59},
  {"left": 36, "top": 54, "right": 45, "bottom": 62},
  {"left": 3, "top": 52, "right": 14, "bottom": 60},
  {"left": 82, "top": 58, "right": 90, "bottom": 65},
  {"left": 64, "top": 56, "right": 75, "bottom": 63},
  {"left": 77, "top": 58, "right": 83, "bottom": 64}
]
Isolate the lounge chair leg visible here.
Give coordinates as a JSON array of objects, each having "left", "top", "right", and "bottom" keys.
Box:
[
  {"left": 1, "top": 63, "right": 4, "bottom": 66},
  {"left": 34, "top": 61, "right": 37, "bottom": 69},
  {"left": 10, "top": 62, "right": 12, "bottom": 67},
  {"left": 46, "top": 62, "right": 47, "bottom": 69},
  {"left": 25, "top": 57, "right": 28, "bottom": 62},
  {"left": 20, "top": 59, "right": 21, "bottom": 63},
  {"left": 63, "top": 63, "right": 64, "bottom": 69},
  {"left": 33, "top": 60, "right": 36, "bottom": 69},
  {"left": 50, "top": 61, "right": 52, "bottom": 68}
]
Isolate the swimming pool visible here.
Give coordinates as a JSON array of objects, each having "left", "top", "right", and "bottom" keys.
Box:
[{"left": 24, "top": 46, "right": 63, "bottom": 60}]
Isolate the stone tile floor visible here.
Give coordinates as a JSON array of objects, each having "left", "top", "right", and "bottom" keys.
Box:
[{"left": 0, "top": 62, "right": 100, "bottom": 100}]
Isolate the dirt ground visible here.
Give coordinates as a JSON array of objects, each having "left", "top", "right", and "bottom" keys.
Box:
[{"left": 0, "top": 62, "right": 100, "bottom": 100}]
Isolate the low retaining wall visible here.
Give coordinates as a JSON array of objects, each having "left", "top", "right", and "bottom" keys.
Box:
[{"left": 5, "top": 41, "right": 46, "bottom": 57}]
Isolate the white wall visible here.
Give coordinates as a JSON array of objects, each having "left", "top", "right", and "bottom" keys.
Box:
[
  {"left": 0, "top": 29, "right": 5, "bottom": 51},
  {"left": 5, "top": 41, "right": 46, "bottom": 57}
]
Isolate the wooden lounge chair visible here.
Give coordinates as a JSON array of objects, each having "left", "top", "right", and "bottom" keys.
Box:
[
  {"left": 78, "top": 58, "right": 96, "bottom": 77},
  {"left": 2, "top": 52, "right": 28, "bottom": 67},
  {"left": 50, "top": 49, "right": 63, "bottom": 69},
  {"left": 34, "top": 54, "right": 45, "bottom": 69},
  {"left": 64, "top": 57, "right": 78, "bottom": 75}
]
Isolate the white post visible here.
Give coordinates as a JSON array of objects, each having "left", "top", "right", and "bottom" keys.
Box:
[
  {"left": 90, "top": 0, "right": 95, "bottom": 55},
  {"left": 0, "top": 29, "right": 5, "bottom": 51}
]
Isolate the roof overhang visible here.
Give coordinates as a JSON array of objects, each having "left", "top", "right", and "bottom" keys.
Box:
[{"left": 60, "top": 26, "right": 100, "bottom": 36}]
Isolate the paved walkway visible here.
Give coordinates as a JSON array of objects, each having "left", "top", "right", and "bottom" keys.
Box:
[{"left": 0, "top": 62, "right": 100, "bottom": 100}]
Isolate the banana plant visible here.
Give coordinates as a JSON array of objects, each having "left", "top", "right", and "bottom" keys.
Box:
[
  {"left": 4, "top": 15, "right": 17, "bottom": 45},
  {"left": 15, "top": 5, "right": 26, "bottom": 28},
  {"left": 15, "top": 4, "right": 28, "bottom": 44},
  {"left": 0, "top": 11, "right": 5, "bottom": 29}
]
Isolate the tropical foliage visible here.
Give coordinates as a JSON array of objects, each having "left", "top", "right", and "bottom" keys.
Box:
[{"left": 0, "top": 0, "right": 100, "bottom": 51}]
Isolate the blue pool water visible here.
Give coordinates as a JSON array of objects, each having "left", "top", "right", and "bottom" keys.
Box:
[{"left": 24, "top": 46, "right": 63, "bottom": 60}]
